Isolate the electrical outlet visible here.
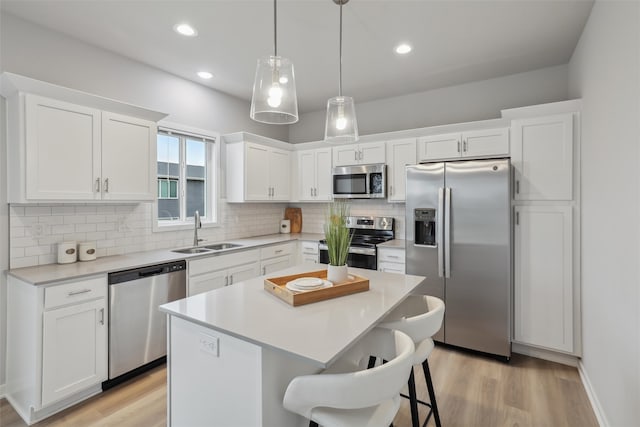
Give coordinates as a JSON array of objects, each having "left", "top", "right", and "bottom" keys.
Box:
[
  {"left": 199, "top": 333, "right": 219, "bottom": 357},
  {"left": 31, "top": 223, "right": 45, "bottom": 238}
]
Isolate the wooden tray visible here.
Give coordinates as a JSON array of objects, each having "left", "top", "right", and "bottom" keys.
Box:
[{"left": 264, "top": 269, "right": 369, "bottom": 306}]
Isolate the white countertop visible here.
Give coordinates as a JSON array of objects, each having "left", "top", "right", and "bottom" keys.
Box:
[
  {"left": 8, "top": 233, "right": 325, "bottom": 285},
  {"left": 160, "top": 264, "right": 425, "bottom": 368},
  {"left": 378, "top": 239, "right": 406, "bottom": 249}
]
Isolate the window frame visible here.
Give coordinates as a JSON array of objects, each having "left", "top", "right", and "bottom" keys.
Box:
[{"left": 152, "top": 121, "right": 220, "bottom": 232}]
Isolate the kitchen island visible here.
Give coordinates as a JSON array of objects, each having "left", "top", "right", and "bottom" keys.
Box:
[{"left": 160, "top": 264, "right": 426, "bottom": 427}]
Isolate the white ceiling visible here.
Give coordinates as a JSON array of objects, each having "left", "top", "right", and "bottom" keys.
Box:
[{"left": 1, "top": 0, "right": 594, "bottom": 114}]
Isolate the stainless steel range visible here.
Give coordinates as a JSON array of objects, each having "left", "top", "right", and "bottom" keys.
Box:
[{"left": 319, "top": 216, "right": 394, "bottom": 270}]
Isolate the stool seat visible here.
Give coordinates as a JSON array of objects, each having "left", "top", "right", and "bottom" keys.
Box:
[
  {"left": 378, "top": 295, "right": 445, "bottom": 427},
  {"left": 283, "top": 327, "right": 415, "bottom": 427}
]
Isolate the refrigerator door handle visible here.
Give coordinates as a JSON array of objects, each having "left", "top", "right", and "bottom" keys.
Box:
[
  {"left": 444, "top": 187, "right": 451, "bottom": 278},
  {"left": 437, "top": 187, "right": 445, "bottom": 278}
]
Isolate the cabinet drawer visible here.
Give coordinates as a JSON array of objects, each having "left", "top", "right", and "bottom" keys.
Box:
[
  {"left": 378, "top": 249, "right": 406, "bottom": 263},
  {"left": 378, "top": 261, "right": 405, "bottom": 274},
  {"left": 300, "top": 241, "right": 319, "bottom": 255},
  {"left": 302, "top": 254, "right": 319, "bottom": 264},
  {"left": 261, "top": 242, "right": 294, "bottom": 260},
  {"left": 44, "top": 276, "right": 107, "bottom": 310},
  {"left": 189, "top": 249, "right": 260, "bottom": 276}
]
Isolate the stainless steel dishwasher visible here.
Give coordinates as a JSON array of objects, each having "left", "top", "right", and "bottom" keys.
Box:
[{"left": 105, "top": 260, "right": 186, "bottom": 388}]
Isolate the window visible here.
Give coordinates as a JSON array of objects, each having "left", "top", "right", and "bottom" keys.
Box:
[{"left": 155, "top": 125, "right": 218, "bottom": 229}]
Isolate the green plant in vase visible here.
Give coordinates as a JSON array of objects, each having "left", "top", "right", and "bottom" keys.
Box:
[{"left": 324, "top": 200, "right": 352, "bottom": 283}]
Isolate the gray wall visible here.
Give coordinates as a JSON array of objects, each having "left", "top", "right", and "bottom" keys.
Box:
[
  {"left": 288, "top": 65, "right": 569, "bottom": 143},
  {"left": 568, "top": 1, "right": 640, "bottom": 425},
  {"left": 0, "top": 12, "right": 288, "bottom": 141}
]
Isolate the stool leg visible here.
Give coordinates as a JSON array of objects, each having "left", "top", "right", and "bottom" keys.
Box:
[
  {"left": 309, "top": 421, "right": 319, "bottom": 427},
  {"left": 422, "top": 359, "right": 441, "bottom": 427},
  {"left": 368, "top": 355, "right": 377, "bottom": 369},
  {"left": 407, "top": 367, "right": 420, "bottom": 427}
]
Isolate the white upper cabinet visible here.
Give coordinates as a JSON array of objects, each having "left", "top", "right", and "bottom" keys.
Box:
[
  {"left": 386, "top": 138, "right": 416, "bottom": 202},
  {"left": 101, "top": 112, "right": 156, "bottom": 200},
  {"left": 417, "top": 128, "right": 509, "bottom": 162},
  {"left": 332, "top": 141, "right": 386, "bottom": 166},
  {"left": 298, "top": 148, "right": 332, "bottom": 201},
  {"left": 226, "top": 141, "right": 291, "bottom": 202},
  {"left": 7, "top": 93, "right": 159, "bottom": 203},
  {"left": 511, "top": 114, "right": 573, "bottom": 201}
]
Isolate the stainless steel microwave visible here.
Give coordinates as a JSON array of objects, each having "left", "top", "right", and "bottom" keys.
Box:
[{"left": 332, "top": 164, "right": 387, "bottom": 199}]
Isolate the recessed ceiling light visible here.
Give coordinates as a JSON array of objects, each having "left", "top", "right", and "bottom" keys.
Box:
[
  {"left": 174, "top": 23, "right": 197, "bottom": 37},
  {"left": 197, "top": 71, "right": 213, "bottom": 79},
  {"left": 395, "top": 43, "right": 412, "bottom": 54}
]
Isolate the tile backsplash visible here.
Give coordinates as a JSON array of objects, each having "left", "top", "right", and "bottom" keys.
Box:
[
  {"left": 290, "top": 200, "right": 406, "bottom": 238},
  {"left": 9, "top": 200, "right": 407, "bottom": 269},
  {"left": 9, "top": 201, "right": 286, "bottom": 268}
]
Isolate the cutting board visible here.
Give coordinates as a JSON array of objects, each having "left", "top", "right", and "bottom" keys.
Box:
[{"left": 284, "top": 208, "right": 302, "bottom": 233}]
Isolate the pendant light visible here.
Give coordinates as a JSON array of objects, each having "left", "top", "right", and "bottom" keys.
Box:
[
  {"left": 250, "top": 0, "right": 299, "bottom": 124},
  {"left": 324, "top": 0, "right": 358, "bottom": 143}
]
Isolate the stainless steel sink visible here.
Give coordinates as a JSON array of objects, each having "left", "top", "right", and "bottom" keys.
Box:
[
  {"left": 203, "top": 243, "right": 243, "bottom": 250},
  {"left": 171, "top": 247, "right": 213, "bottom": 254}
]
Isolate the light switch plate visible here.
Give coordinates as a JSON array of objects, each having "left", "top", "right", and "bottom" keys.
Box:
[{"left": 199, "top": 333, "right": 219, "bottom": 357}]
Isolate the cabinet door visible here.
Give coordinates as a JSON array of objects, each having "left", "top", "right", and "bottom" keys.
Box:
[
  {"left": 260, "top": 255, "right": 292, "bottom": 275},
  {"left": 359, "top": 142, "right": 386, "bottom": 164},
  {"left": 417, "top": 133, "right": 461, "bottom": 162},
  {"left": 189, "top": 269, "right": 227, "bottom": 296},
  {"left": 42, "top": 298, "right": 107, "bottom": 406},
  {"left": 25, "top": 95, "right": 101, "bottom": 200},
  {"left": 228, "top": 262, "right": 260, "bottom": 285},
  {"left": 245, "top": 143, "right": 270, "bottom": 200},
  {"left": 462, "top": 128, "right": 509, "bottom": 158},
  {"left": 332, "top": 145, "right": 359, "bottom": 167},
  {"left": 298, "top": 150, "right": 316, "bottom": 201},
  {"left": 386, "top": 139, "right": 416, "bottom": 202},
  {"left": 514, "top": 205, "right": 573, "bottom": 352},
  {"left": 269, "top": 148, "right": 291, "bottom": 201},
  {"left": 511, "top": 114, "right": 573, "bottom": 201},
  {"left": 101, "top": 112, "right": 156, "bottom": 201},
  {"left": 315, "top": 148, "right": 333, "bottom": 200}
]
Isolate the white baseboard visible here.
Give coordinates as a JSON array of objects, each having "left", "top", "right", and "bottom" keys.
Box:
[
  {"left": 578, "top": 361, "right": 608, "bottom": 427},
  {"left": 512, "top": 342, "right": 579, "bottom": 366}
]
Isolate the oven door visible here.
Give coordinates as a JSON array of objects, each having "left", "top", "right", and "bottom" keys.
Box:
[{"left": 319, "top": 245, "right": 377, "bottom": 270}]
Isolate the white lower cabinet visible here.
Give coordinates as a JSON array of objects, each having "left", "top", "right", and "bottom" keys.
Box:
[
  {"left": 42, "top": 298, "right": 107, "bottom": 406},
  {"left": 377, "top": 247, "right": 406, "bottom": 274},
  {"left": 260, "top": 242, "right": 295, "bottom": 275},
  {"left": 299, "top": 240, "right": 319, "bottom": 264},
  {"left": 187, "top": 249, "right": 260, "bottom": 296},
  {"left": 514, "top": 205, "right": 573, "bottom": 353},
  {"left": 7, "top": 274, "right": 108, "bottom": 425}
]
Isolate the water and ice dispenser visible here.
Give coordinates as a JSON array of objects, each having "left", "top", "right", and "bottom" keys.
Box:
[{"left": 414, "top": 208, "right": 436, "bottom": 246}]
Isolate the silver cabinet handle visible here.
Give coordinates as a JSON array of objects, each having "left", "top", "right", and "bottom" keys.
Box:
[
  {"left": 354, "top": 151, "right": 358, "bottom": 161},
  {"left": 390, "top": 185, "right": 393, "bottom": 196},
  {"left": 388, "top": 255, "right": 399, "bottom": 259},
  {"left": 516, "top": 180, "right": 520, "bottom": 194},
  {"left": 463, "top": 139, "right": 468, "bottom": 152},
  {"left": 68, "top": 289, "right": 91, "bottom": 296},
  {"left": 359, "top": 150, "right": 363, "bottom": 160},
  {"left": 275, "top": 249, "right": 283, "bottom": 254},
  {"left": 225, "top": 276, "right": 229, "bottom": 286},
  {"left": 99, "top": 308, "right": 105, "bottom": 325},
  {"left": 516, "top": 211, "right": 520, "bottom": 225},
  {"left": 229, "top": 275, "right": 234, "bottom": 285},
  {"left": 457, "top": 141, "right": 461, "bottom": 153},
  {"left": 313, "top": 188, "right": 317, "bottom": 197},
  {"left": 95, "top": 178, "right": 100, "bottom": 193},
  {"left": 310, "top": 188, "right": 313, "bottom": 197},
  {"left": 104, "top": 178, "right": 109, "bottom": 193},
  {"left": 262, "top": 266, "right": 266, "bottom": 275}
]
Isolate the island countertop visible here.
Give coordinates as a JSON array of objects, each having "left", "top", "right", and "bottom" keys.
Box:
[{"left": 160, "top": 264, "right": 426, "bottom": 368}]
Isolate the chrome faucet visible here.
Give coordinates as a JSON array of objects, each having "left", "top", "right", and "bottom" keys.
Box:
[{"left": 193, "top": 210, "right": 203, "bottom": 246}]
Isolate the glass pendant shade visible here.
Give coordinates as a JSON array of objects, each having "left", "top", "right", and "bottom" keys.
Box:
[
  {"left": 250, "top": 55, "right": 298, "bottom": 124},
  {"left": 324, "top": 96, "right": 359, "bottom": 143}
]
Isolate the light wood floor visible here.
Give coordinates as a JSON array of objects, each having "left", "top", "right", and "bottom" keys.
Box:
[{"left": 0, "top": 346, "right": 598, "bottom": 427}]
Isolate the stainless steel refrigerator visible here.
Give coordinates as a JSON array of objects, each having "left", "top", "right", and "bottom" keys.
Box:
[{"left": 406, "top": 159, "right": 511, "bottom": 358}]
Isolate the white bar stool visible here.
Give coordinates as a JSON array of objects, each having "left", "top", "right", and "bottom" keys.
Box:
[
  {"left": 283, "top": 327, "right": 415, "bottom": 427},
  {"left": 377, "top": 295, "right": 445, "bottom": 427}
]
